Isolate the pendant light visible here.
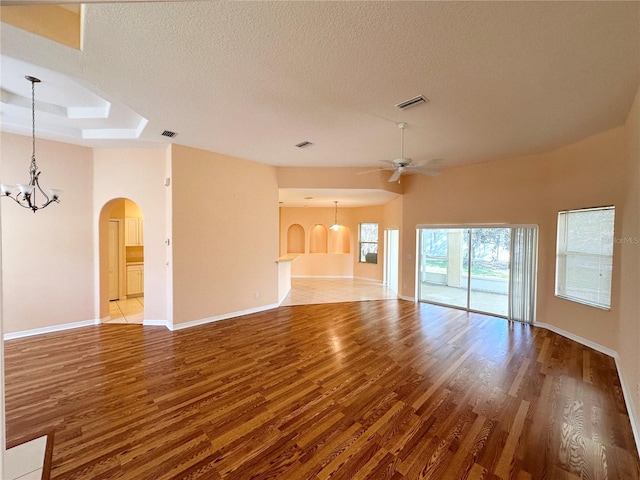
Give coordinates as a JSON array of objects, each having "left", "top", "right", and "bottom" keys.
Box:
[
  {"left": 1, "top": 76, "right": 61, "bottom": 213},
  {"left": 330, "top": 200, "right": 340, "bottom": 231}
]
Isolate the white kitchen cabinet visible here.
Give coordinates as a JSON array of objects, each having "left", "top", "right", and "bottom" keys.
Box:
[
  {"left": 125, "top": 217, "right": 144, "bottom": 246},
  {"left": 126, "top": 264, "right": 144, "bottom": 296}
]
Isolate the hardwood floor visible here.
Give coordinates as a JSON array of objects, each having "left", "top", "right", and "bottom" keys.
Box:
[{"left": 5, "top": 300, "right": 639, "bottom": 479}]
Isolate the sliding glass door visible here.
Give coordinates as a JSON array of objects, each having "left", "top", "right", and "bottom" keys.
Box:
[
  {"left": 419, "top": 226, "right": 537, "bottom": 322},
  {"left": 468, "top": 228, "right": 510, "bottom": 316},
  {"left": 420, "top": 228, "right": 469, "bottom": 308},
  {"left": 419, "top": 229, "right": 469, "bottom": 309}
]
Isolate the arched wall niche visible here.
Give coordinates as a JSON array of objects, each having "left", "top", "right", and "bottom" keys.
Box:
[
  {"left": 287, "top": 223, "right": 305, "bottom": 254},
  {"left": 309, "top": 224, "right": 328, "bottom": 253}
]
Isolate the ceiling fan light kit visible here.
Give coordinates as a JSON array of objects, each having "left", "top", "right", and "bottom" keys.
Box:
[{"left": 1, "top": 76, "right": 61, "bottom": 213}]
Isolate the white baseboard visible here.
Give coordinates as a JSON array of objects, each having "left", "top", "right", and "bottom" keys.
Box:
[
  {"left": 142, "top": 319, "right": 172, "bottom": 329},
  {"left": 292, "top": 275, "right": 354, "bottom": 279},
  {"left": 166, "top": 303, "right": 280, "bottom": 331},
  {"left": 278, "top": 287, "right": 291, "bottom": 306},
  {"left": 614, "top": 356, "right": 640, "bottom": 453},
  {"left": 3, "top": 319, "right": 101, "bottom": 341},
  {"left": 535, "top": 322, "right": 639, "bottom": 452},
  {"left": 535, "top": 322, "right": 617, "bottom": 357}
]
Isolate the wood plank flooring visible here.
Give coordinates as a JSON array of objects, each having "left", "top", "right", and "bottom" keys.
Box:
[{"left": 5, "top": 300, "right": 639, "bottom": 479}]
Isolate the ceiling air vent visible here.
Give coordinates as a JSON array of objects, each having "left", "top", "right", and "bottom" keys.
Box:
[
  {"left": 395, "top": 95, "right": 428, "bottom": 110},
  {"left": 161, "top": 130, "right": 177, "bottom": 138},
  {"left": 295, "top": 141, "right": 313, "bottom": 148}
]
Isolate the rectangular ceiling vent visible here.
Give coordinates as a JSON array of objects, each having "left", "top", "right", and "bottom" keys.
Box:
[
  {"left": 161, "top": 130, "right": 177, "bottom": 138},
  {"left": 395, "top": 95, "right": 428, "bottom": 110},
  {"left": 295, "top": 141, "right": 313, "bottom": 148}
]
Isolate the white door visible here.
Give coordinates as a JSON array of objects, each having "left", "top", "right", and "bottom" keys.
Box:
[
  {"left": 384, "top": 229, "right": 399, "bottom": 295},
  {"left": 108, "top": 221, "right": 119, "bottom": 301}
]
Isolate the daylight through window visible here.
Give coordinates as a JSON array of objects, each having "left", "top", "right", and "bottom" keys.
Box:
[
  {"left": 555, "top": 206, "right": 615, "bottom": 309},
  {"left": 359, "top": 223, "right": 378, "bottom": 263}
]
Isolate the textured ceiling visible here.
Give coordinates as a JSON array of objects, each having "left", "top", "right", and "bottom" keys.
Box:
[{"left": 1, "top": 1, "right": 639, "bottom": 175}]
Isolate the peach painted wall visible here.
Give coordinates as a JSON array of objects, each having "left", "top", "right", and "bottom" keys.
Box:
[
  {"left": 93, "top": 147, "right": 169, "bottom": 323},
  {"left": 125, "top": 199, "right": 143, "bottom": 219},
  {"left": 0, "top": 5, "right": 82, "bottom": 50},
  {"left": 109, "top": 199, "right": 125, "bottom": 219},
  {"left": 1, "top": 133, "right": 95, "bottom": 333},
  {"left": 279, "top": 207, "right": 355, "bottom": 277},
  {"left": 352, "top": 205, "right": 386, "bottom": 281},
  {"left": 291, "top": 253, "right": 354, "bottom": 278},
  {"left": 619, "top": 86, "right": 640, "bottom": 430},
  {"left": 401, "top": 126, "right": 628, "bottom": 352},
  {"left": 279, "top": 202, "right": 402, "bottom": 281},
  {"left": 171, "top": 144, "right": 279, "bottom": 325},
  {"left": 277, "top": 167, "right": 403, "bottom": 194}
]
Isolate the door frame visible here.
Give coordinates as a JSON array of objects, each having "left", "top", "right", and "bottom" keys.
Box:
[
  {"left": 383, "top": 228, "right": 399, "bottom": 295},
  {"left": 108, "top": 220, "right": 121, "bottom": 301},
  {"left": 416, "top": 223, "right": 538, "bottom": 319},
  {"left": 109, "top": 218, "right": 127, "bottom": 301}
]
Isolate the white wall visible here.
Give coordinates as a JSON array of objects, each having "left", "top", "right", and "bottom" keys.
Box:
[
  {"left": 93, "top": 146, "right": 170, "bottom": 323},
  {"left": 1, "top": 133, "right": 95, "bottom": 334}
]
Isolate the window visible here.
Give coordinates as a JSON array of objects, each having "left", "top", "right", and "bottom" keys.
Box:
[
  {"left": 359, "top": 223, "right": 378, "bottom": 263},
  {"left": 555, "top": 206, "right": 615, "bottom": 309}
]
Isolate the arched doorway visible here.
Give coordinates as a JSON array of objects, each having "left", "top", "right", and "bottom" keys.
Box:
[{"left": 98, "top": 198, "right": 145, "bottom": 324}]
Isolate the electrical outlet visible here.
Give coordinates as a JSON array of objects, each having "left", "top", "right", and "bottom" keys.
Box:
[
  {"left": 255, "top": 292, "right": 260, "bottom": 299},
  {"left": 636, "top": 383, "right": 640, "bottom": 397}
]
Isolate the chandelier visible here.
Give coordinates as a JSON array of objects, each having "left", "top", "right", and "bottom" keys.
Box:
[
  {"left": 1, "top": 76, "right": 61, "bottom": 212},
  {"left": 330, "top": 200, "right": 341, "bottom": 231}
]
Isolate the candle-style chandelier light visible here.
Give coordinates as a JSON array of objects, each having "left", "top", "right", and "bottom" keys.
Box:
[{"left": 1, "top": 76, "right": 61, "bottom": 212}]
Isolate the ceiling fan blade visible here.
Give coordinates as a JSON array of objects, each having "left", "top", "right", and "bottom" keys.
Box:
[
  {"left": 414, "top": 168, "right": 441, "bottom": 177},
  {"left": 413, "top": 158, "right": 445, "bottom": 168},
  {"left": 357, "top": 168, "right": 386, "bottom": 175},
  {"left": 388, "top": 170, "right": 402, "bottom": 182}
]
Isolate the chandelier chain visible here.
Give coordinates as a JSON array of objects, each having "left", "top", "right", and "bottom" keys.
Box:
[
  {"left": 0, "top": 75, "right": 60, "bottom": 212},
  {"left": 31, "top": 78, "right": 37, "bottom": 167}
]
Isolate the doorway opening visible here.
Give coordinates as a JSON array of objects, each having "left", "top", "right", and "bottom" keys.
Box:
[
  {"left": 418, "top": 226, "right": 538, "bottom": 323},
  {"left": 383, "top": 228, "right": 399, "bottom": 296},
  {"left": 99, "top": 198, "right": 145, "bottom": 324}
]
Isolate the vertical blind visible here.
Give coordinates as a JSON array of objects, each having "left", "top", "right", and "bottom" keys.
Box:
[
  {"left": 509, "top": 227, "right": 538, "bottom": 324},
  {"left": 418, "top": 225, "right": 538, "bottom": 323}
]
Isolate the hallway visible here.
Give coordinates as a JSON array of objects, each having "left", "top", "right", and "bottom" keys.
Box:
[{"left": 106, "top": 297, "right": 144, "bottom": 324}]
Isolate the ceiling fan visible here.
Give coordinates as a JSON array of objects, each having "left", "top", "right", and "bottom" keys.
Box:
[{"left": 360, "top": 122, "right": 442, "bottom": 182}]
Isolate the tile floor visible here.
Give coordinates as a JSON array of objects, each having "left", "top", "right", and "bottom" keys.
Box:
[
  {"left": 103, "top": 279, "right": 394, "bottom": 325},
  {"left": 106, "top": 296, "right": 144, "bottom": 324},
  {"left": 4, "top": 435, "right": 47, "bottom": 480},
  {"left": 281, "top": 277, "right": 397, "bottom": 306}
]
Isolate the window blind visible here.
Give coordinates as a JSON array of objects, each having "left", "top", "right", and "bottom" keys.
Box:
[{"left": 555, "top": 206, "right": 615, "bottom": 309}]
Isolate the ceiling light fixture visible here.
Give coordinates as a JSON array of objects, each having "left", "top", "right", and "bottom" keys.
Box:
[
  {"left": 1, "top": 76, "right": 61, "bottom": 213},
  {"left": 330, "top": 200, "right": 341, "bottom": 231}
]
